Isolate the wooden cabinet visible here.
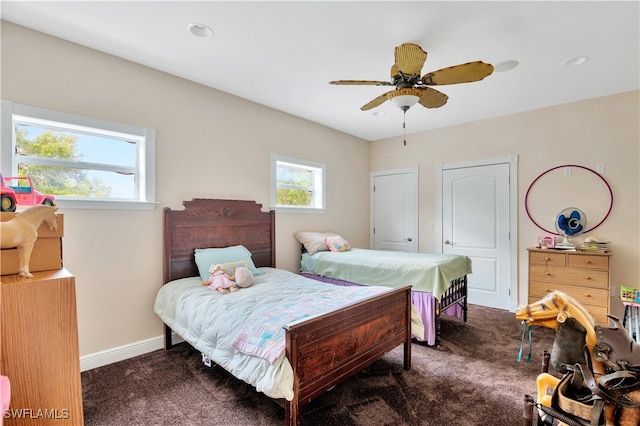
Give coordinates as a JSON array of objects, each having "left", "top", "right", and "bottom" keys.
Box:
[
  {"left": 0, "top": 269, "right": 83, "bottom": 425},
  {"left": 527, "top": 248, "right": 611, "bottom": 325}
]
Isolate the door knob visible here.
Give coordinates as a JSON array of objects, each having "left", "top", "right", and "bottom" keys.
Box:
[
  {"left": 444, "top": 240, "right": 453, "bottom": 245},
  {"left": 406, "top": 237, "right": 412, "bottom": 242}
]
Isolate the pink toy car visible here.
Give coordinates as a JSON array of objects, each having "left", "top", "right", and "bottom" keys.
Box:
[
  {"left": 0, "top": 173, "right": 18, "bottom": 212},
  {"left": 2, "top": 176, "right": 55, "bottom": 208}
]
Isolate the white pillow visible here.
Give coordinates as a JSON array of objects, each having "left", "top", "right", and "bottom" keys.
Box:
[{"left": 293, "top": 231, "right": 339, "bottom": 255}]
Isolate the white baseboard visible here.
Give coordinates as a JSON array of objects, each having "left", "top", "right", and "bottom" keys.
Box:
[{"left": 80, "top": 334, "right": 184, "bottom": 372}]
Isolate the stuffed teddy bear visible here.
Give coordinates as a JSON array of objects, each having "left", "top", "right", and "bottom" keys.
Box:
[
  {"left": 233, "top": 266, "right": 254, "bottom": 288},
  {"left": 202, "top": 264, "right": 239, "bottom": 294}
]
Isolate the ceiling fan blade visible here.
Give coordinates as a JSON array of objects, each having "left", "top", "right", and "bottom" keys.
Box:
[
  {"left": 394, "top": 43, "right": 427, "bottom": 76},
  {"left": 416, "top": 86, "right": 449, "bottom": 108},
  {"left": 421, "top": 61, "right": 494, "bottom": 85},
  {"left": 329, "top": 80, "right": 392, "bottom": 86},
  {"left": 360, "top": 91, "right": 392, "bottom": 111}
]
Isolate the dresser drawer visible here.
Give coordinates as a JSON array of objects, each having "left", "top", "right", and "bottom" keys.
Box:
[
  {"left": 529, "top": 251, "right": 566, "bottom": 267},
  {"left": 529, "top": 281, "right": 609, "bottom": 306},
  {"left": 585, "top": 305, "right": 610, "bottom": 326},
  {"left": 567, "top": 254, "right": 609, "bottom": 270},
  {"left": 529, "top": 265, "right": 609, "bottom": 289},
  {"left": 528, "top": 293, "right": 609, "bottom": 325}
]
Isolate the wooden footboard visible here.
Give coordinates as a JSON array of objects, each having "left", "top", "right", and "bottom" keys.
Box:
[
  {"left": 434, "top": 275, "right": 468, "bottom": 347},
  {"left": 300, "top": 272, "right": 468, "bottom": 347},
  {"left": 282, "top": 285, "right": 412, "bottom": 426}
]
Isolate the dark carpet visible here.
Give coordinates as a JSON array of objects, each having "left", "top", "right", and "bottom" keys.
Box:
[{"left": 81, "top": 304, "right": 556, "bottom": 425}]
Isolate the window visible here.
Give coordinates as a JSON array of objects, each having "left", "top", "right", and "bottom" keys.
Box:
[
  {"left": 1, "top": 100, "right": 156, "bottom": 210},
  {"left": 270, "top": 154, "right": 325, "bottom": 212}
]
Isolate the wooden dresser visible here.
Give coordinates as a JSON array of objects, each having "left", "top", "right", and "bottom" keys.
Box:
[
  {"left": 527, "top": 248, "right": 611, "bottom": 325},
  {"left": 0, "top": 268, "right": 84, "bottom": 425}
]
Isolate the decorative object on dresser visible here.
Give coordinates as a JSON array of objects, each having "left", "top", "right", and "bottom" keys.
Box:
[
  {"left": 0, "top": 205, "right": 61, "bottom": 277},
  {"left": 553, "top": 207, "right": 586, "bottom": 250},
  {"left": 581, "top": 236, "right": 610, "bottom": 252},
  {"left": 527, "top": 248, "right": 611, "bottom": 325},
  {"left": 0, "top": 268, "right": 84, "bottom": 425}
]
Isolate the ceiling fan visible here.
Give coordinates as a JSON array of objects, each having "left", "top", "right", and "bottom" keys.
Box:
[{"left": 329, "top": 42, "right": 494, "bottom": 113}]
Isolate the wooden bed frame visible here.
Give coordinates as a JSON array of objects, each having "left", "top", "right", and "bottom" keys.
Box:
[{"left": 161, "top": 199, "right": 412, "bottom": 426}]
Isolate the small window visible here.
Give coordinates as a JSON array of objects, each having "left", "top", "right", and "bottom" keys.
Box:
[
  {"left": 1, "top": 101, "right": 156, "bottom": 210},
  {"left": 270, "top": 154, "right": 325, "bottom": 212}
]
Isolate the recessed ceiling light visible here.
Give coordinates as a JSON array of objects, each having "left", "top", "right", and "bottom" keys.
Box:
[
  {"left": 188, "top": 23, "right": 213, "bottom": 38},
  {"left": 561, "top": 56, "right": 589, "bottom": 67},
  {"left": 494, "top": 60, "right": 519, "bottom": 72}
]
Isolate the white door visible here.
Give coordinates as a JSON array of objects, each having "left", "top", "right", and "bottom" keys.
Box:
[
  {"left": 442, "top": 162, "right": 512, "bottom": 309},
  {"left": 371, "top": 168, "right": 418, "bottom": 252}
]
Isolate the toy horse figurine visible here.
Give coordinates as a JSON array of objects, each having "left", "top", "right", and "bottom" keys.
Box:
[
  {"left": 0, "top": 205, "right": 59, "bottom": 277},
  {"left": 516, "top": 290, "right": 640, "bottom": 426}
]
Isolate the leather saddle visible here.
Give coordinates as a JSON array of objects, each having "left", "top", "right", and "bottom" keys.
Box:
[{"left": 593, "top": 314, "right": 640, "bottom": 371}]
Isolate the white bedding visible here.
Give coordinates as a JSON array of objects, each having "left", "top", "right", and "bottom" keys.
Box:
[{"left": 154, "top": 267, "right": 418, "bottom": 401}]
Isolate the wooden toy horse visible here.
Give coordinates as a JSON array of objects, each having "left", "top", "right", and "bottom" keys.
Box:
[
  {"left": 515, "top": 290, "right": 640, "bottom": 426},
  {"left": 0, "top": 205, "right": 58, "bottom": 277}
]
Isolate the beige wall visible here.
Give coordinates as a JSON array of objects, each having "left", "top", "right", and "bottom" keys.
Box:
[
  {"left": 2, "top": 21, "right": 639, "bottom": 360},
  {"left": 371, "top": 91, "right": 640, "bottom": 317},
  {"left": 1, "top": 22, "right": 371, "bottom": 356}
]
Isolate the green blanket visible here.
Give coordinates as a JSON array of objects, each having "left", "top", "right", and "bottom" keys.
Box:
[{"left": 306, "top": 248, "right": 472, "bottom": 300}]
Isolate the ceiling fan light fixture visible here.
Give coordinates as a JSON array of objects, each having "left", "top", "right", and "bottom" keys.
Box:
[
  {"left": 388, "top": 88, "right": 422, "bottom": 111},
  {"left": 390, "top": 95, "right": 419, "bottom": 111}
]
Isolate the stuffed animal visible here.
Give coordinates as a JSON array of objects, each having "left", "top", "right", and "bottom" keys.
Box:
[
  {"left": 202, "top": 264, "right": 239, "bottom": 294},
  {"left": 234, "top": 266, "right": 254, "bottom": 288}
]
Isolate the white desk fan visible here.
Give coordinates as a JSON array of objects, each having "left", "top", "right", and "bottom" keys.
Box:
[{"left": 555, "top": 208, "right": 586, "bottom": 250}]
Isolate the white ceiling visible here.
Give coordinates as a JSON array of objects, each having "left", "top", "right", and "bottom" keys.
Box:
[{"left": 1, "top": 1, "right": 638, "bottom": 141}]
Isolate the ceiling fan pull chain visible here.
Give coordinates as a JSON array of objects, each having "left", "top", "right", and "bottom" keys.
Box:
[{"left": 403, "top": 110, "right": 407, "bottom": 146}]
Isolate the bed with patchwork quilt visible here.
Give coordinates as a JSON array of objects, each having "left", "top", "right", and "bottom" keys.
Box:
[{"left": 156, "top": 199, "right": 412, "bottom": 426}]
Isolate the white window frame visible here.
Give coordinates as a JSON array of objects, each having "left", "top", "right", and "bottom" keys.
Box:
[
  {"left": 1, "top": 100, "right": 156, "bottom": 210},
  {"left": 270, "top": 153, "right": 326, "bottom": 213}
]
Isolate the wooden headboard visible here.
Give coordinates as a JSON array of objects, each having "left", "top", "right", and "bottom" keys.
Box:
[{"left": 162, "top": 199, "right": 275, "bottom": 283}]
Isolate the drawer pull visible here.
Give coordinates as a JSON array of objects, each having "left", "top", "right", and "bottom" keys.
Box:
[
  {"left": 585, "top": 260, "right": 592, "bottom": 264},
  {"left": 585, "top": 294, "right": 591, "bottom": 298},
  {"left": 585, "top": 276, "right": 591, "bottom": 280},
  {"left": 545, "top": 257, "right": 551, "bottom": 261},
  {"left": 545, "top": 272, "right": 551, "bottom": 276}
]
